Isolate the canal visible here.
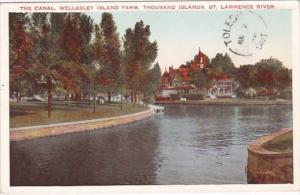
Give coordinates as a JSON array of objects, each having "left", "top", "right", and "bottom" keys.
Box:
[{"left": 10, "top": 104, "right": 293, "bottom": 185}]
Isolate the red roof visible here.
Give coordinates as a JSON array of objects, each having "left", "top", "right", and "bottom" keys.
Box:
[
  {"left": 160, "top": 85, "right": 195, "bottom": 90},
  {"left": 211, "top": 73, "right": 230, "bottom": 80},
  {"left": 161, "top": 47, "right": 209, "bottom": 85}
]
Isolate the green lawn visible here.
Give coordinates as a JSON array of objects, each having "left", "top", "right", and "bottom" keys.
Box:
[
  {"left": 10, "top": 101, "right": 148, "bottom": 128},
  {"left": 263, "top": 132, "right": 293, "bottom": 152}
]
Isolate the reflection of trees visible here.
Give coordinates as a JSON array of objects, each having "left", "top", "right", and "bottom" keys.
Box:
[{"left": 10, "top": 119, "right": 160, "bottom": 185}]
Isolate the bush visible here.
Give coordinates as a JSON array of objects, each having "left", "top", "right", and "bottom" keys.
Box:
[
  {"left": 142, "top": 95, "right": 154, "bottom": 104},
  {"left": 181, "top": 94, "right": 204, "bottom": 100},
  {"left": 170, "top": 94, "right": 180, "bottom": 101},
  {"left": 278, "top": 91, "right": 292, "bottom": 100},
  {"left": 269, "top": 96, "right": 277, "bottom": 100}
]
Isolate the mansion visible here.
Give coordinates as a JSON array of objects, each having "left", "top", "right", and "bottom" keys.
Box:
[{"left": 156, "top": 48, "right": 236, "bottom": 101}]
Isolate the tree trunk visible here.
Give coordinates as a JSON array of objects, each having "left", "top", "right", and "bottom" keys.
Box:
[
  {"left": 17, "top": 91, "right": 21, "bottom": 102},
  {"left": 132, "top": 91, "right": 137, "bottom": 104},
  {"left": 93, "top": 93, "right": 96, "bottom": 113},
  {"left": 47, "top": 78, "right": 52, "bottom": 118},
  {"left": 107, "top": 91, "right": 111, "bottom": 103},
  {"left": 120, "top": 92, "right": 123, "bottom": 110}
]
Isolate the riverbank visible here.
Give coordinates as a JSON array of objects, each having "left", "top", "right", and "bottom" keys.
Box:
[
  {"left": 10, "top": 102, "right": 147, "bottom": 128},
  {"left": 10, "top": 107, "right": 154, "bottom": 141},
  {"left": 155, "top": 98, "right": 292, "bottom": 105}
]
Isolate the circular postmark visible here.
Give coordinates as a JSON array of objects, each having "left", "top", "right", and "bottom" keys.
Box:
[{"left": 222, "top": 11, "right": 268, "bottom": 56}]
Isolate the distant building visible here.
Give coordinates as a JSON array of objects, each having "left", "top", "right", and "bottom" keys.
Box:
[
  {"left": 156, "top": 48, "right": 238, "bottom": 101},
  {"left": 207, "top": 73, "right": 237, "bottom": 98},
  {"left": 244, "top": 87, "right": 257, "bottom": 98},
  {"left": 157, "top": 48, "right": 207, "bottom": 100},
  {"left": 208, "top": 80, "right": 234, "bottom": 98}
]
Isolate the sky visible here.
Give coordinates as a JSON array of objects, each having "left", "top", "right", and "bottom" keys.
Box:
[{"left": 87, "top": 10, "right": 292, "bottom": 71}]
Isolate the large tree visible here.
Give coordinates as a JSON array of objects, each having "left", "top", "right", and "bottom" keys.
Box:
[
  {"left": 211, "top": 53, "right": 236, "bottom": 77},
  {"left": 30, "top": 13, "right": 90, "bottom": 118},
  {"left": 235, "top": 58, "right": 292, "bottom": 91},
  {"left": 254, "top": 57, "right": 291, "bottom": 90},
  {"left": 123, "top": 20, "right": 158, "bottom": 103},
  {"left": 9, "top": 13, "right": 33, "bottom": 100},
  {"left": 234, "top": 65, "right": 257, "bottom": 89},
  {"left": 100, "top": 13, "right": 122, "bottom": 102}
]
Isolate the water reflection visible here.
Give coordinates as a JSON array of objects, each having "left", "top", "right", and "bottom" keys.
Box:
[
  {"left": 10, "top": 104, "right": 292, "bottom": 185},
  {"left": 11, "top": 119, "right": 160, "bottom": 185}
]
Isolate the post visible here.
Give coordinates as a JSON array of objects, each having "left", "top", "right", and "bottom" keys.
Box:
[
  {"left": 68, "top": 94, "right": 70, "bottom": 111},
  {"left": 93, "top": 81, "right": 96, "bottom": 113},
  {"left": 47, "top": 78, "right": 52, "bottom": 118}
]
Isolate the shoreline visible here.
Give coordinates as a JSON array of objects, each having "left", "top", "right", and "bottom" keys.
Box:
[
  {"left": 10, "top": 107, "right": 154, "bottom": 142},
  {"left": 155, "top": 99, "right": 292, "bottom": 105}
]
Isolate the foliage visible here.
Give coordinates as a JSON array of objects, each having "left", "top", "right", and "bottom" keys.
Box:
[
  {"left": 123, "top": 20, "right": 158, "bottom": 100},
  {"left": 211, "top": 53, "right": 236, "bottom": 77},
  {"left": 235, "top": 58, "right": 292, "bottom": 91},
  {"left": 99, "top": 13, "right": 122, "bottom": 95},
  {"left": 189, "top": 69, "right": 208, "bottom": 89},
  {"left": 9, "top": 12, "right": 162, "bottom": 112},
  {"left": 143, "top": 62, "right": 161, "bottom": 96},
  {"left": 9, "top": 13, "right": 33, "bottom": 99}
]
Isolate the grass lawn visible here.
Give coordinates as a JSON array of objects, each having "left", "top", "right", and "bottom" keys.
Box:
[
  {"left": 263, "top": 132, "right": 293, "bottom": 152},
  {"left": 10, "top": 101, "right": 148, "bottom": 128}
]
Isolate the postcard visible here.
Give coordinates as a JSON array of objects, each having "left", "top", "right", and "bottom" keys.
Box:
[{"left": 0, "top": 0, "right": 299, "bottom": 193}]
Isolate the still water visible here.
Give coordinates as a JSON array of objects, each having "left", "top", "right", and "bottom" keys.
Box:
[{"left": 10, "top": 104, "right": 293, "bottom": 185}]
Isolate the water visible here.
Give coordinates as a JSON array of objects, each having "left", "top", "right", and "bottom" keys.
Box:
[{"left": 10, "top": 104, "right": 293, "bottom": 185}]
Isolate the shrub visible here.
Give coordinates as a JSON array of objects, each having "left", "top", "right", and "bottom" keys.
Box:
[
  {"left": 181, "top": 94, "right": 204, "bottom": 100},
  {"left": 170, "top": 94, "right": 180, "bottom": 101}
]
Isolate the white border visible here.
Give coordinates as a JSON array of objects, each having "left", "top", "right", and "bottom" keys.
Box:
[{"left": 1, "top": 1, "right": 299, "bottom": 193}]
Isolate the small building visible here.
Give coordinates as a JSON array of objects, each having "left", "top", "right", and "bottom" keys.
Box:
[
  {"left": 245, "top": 87, "right": 257, "bottom": 98},
  {"left": 208, "top": 74, "right": 236, "bottom": 98}
]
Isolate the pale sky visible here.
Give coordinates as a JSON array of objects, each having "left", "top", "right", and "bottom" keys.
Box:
[{"left": 87, "top": 10, "right": 292, "bottom": 70}]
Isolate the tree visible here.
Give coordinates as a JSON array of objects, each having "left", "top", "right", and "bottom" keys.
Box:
[
  {"left": 234, "top": 65, "right": 256, "bottom": 89},
  {"left": 276, "top": 68, "right": 291, "bottom": 90},
  {"left": 254, "top": 57, "right": 291, "bottom": 90},
  {"left": 150, "top": 62, "right": 162, "bottom": 93},
  {"left": 123, "top": 20, "right": 158, "bottom": 103},
  {"left": 88, "top": 24, "right": 105, "bottom": 106},
  {"left": 9, "top": 13, "right": 33, "bottom": 100},
  {"left": 100, "top": 13, "right": 122, "bottom": 102},
  {"left": 235, "top": 58, "right": 292, "bottom": 92},
  {"left": 30, "top": 13, "right": 90, "bottom": 118},
  {"left": 211, "top": 53, "right": 236, "bottom": 77},
  {"left": 190, "top": 69, "right": 208, "bottom": 89},
  {"left": 143, "top": 62, "right": 161, "bottom": 95}
]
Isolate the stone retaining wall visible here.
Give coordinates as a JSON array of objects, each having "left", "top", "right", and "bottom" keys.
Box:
[
  {"left": 10, "top": 108, "right": 154, "bottom": 141},
  {"left": 156, "top": 99, "right": 292, "bottom": 105},
  {"left": 247, "top": 128, "right": 293, "bottom": 184}
]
